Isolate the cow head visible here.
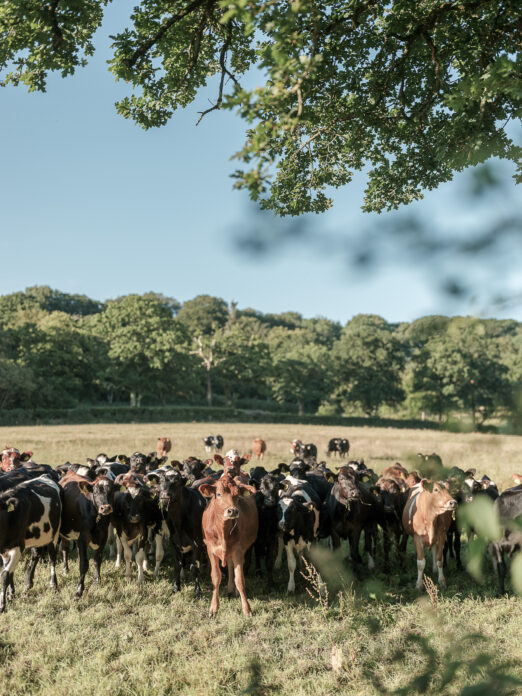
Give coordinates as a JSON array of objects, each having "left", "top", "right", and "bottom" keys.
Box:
[
  {"left": 114, "top": 473, "right": 148, "bottom": 524},
  {"left": 181, "top": 457, "right": 205, "bottom": 483},
  {"left": 258, "top": 474, "right": 282, "bottom": 507},
  {"left": 200, "top": 474, "right": 255, "bottom": 520},
  {"left": 289, "top": 458, "right": 310, "bottom": 480},
  {"left": 153, "top": 469, "right": 186, "bottom": 510},
  {"left": 1, "top": 447, "right": 32, "bottom": 472},
  {"left": 376, "top": 476, "right": 405, "bottom": 514},
  {"left": 335, "top": 466, "right": 361, "bottom": 502},
  {"left": 79, "top": 476, "right": 115, "bottom": 516},
  {"left": 421, "top": 479, "right": 457, "bottom": 514},
  {"left": 129, "top": 452, "right": 149, "bottom": 475},
  {"left": 277, "top": 494, "right": 317, "bottom": 534}
]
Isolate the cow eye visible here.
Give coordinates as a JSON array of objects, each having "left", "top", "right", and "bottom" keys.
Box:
[{"left": 216, "top": 493, "right": 221, "bottom": 498}]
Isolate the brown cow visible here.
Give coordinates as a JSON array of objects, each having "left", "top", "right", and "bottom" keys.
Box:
[
  {"left": 402, "top": 480, "right": 457, "bottom": 590},
  {"left": 252, "top": 438, "right": 267, "bottom": 461},
  {"left": 1, "top": 447, "right": 33, "bottom": 472},
  {"left": 381, "top": 462, "right": 409, "bottom": 480},
  {"left": 157, "top": 438, "right": 172, "bottom": 459},
  {"left": 200, "top": 473, "right": 258, "bottom": 617}
]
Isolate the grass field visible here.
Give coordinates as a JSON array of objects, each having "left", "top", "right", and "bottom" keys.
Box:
[{"left": 0, "top": 422, "right": 521, "bottom": 696}]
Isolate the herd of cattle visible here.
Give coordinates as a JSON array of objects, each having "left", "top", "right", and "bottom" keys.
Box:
[{"left": 0, "top": 437, "right": 521, "bottom": 617}]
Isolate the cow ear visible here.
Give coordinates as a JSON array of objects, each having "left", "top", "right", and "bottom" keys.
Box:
[
  {"left": 199, "top": 484, "right": 216, "bottom": 498},
  {"left": 20, "top": 451, "right": 33, "bottom": 462},
  {"left": 146, "top": 474, "right": 159, "bottom": 486},
  {"left": 171, "top": 460, "right": 183, "bottom": 471},
  {"left": 277, "top": 463, "right": 290, "bottom": 473},
  {"left": 79, "top": 481, "right": 93, "bottom": 494},
  {"left": 327, "top": 474, "right": 336, "bottom": 483},
  {"left": 242, "top": 453, "right": 252, "bottom": 463},
  {"left": 7, "top": 497, "right": 18, "bottom": 513},
  {"left": 280, "top": 480, "right": 290, "bottom": 493},
  {"left": 306, "top": 502, "right": 316, "bottom": 512},
  {"left": 214, "top": 454, "right": 224, "bottom": 466},
  {"left": 119, "top": 485, "right": 127, "bottom": 493}
]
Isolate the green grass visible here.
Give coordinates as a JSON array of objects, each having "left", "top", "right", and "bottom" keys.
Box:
[{"left": 0, "top": 423, "right": 521, "bottom": 695}]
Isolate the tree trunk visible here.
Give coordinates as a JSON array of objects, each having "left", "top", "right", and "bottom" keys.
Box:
[
  {"left": 225, "top": 383, "right": 233, "bottom": 407},
  {"left": 297, "top": 398, "right": 304, "bottom": 416},
  {"left": 206, "top": 371, "right": 212, "bottom": 407},
  {"left": 130, "top": 392, "right": 136, "bottom": 407}
]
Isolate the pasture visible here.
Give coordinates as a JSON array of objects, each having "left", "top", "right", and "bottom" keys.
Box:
[{"left": 0, "top": 422, "right": 521, "bottom": 696}]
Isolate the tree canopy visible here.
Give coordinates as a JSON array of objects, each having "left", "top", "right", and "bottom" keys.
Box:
[{"left": 1, "top": 0, "right": 520, "bottom": 216}]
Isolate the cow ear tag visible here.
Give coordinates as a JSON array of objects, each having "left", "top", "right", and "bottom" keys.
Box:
[
  {"left": 146, "top": 480, "right": 154, "bottom": 487},
  {"left": 120, "top": 485, "right": 126, "bottom": 493},
  {"left": 7, "top": 501, "right": 15, "bottom": 512},
  {"left": 307, "top": 503, "right": 315, "bottom": 511}
]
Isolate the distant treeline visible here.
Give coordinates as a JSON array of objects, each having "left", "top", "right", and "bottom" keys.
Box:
[{"left": 0, "top": 286, "right": 520, "bottom": 431}]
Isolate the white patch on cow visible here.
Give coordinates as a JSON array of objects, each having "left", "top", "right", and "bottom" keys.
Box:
[
  {"left": 62, "top": 530, "right": 80, "bottom": 541},
  {"left": 312, "top": 507, "right": 320, "bottom": 538},
  {"left": 181, "top": 545, "right": 192, "bottom": 553},
  {"left": 465, "top": 477, "right": 476, "bottom": 490},
  {"left": 161, "top": 521, "right": 169, "bottom": 536},
  {"left": 24, "top": 491, "right": 56, "bottom": 548},
  {"left": 128, "top": 486, "right": 141, "bottom": 498},
  {"left": 75, "top": 466, "right": 92, "bottom": 478},
  {"left": 367, "top": 554, "right": 375, "bottom": 571},
  {"left": 286, "top": 539, "right": 297, "bottom": 593},
  {"left": 416, "top": 558, "right": 426, "bottom": 590}
]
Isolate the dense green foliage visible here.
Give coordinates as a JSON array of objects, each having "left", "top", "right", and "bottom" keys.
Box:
[
  {"left": 0, "top": 286, "right": 520, "bottom": 429},
  {"left": 1, "top": 1, "right": 520, "bottom": 215}
]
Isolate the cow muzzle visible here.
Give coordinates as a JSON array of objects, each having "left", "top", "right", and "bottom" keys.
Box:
[
  {"left": 99, "top": 504, "right": 113, "bottom": 516},
  {"left": 128, "top": 515, "right": 141, "bottom": 524},
  {"left": 224, "top": 508, "right": 239, "bottom": 519},
  {"left": 445, "top": 499, "right": 458, "bottom": 510}
]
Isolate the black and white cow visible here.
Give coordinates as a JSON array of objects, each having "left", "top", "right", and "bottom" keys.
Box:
[
  {"left": 59, "top": 471, "right": 117, "bottom": 598},
  {"left": 327, "top": 438, "right": 350, "bottom": 458},
  {"left": 203, "top": 435, "right": 224, "bottom": 453},
  {"left": 276, "top": 479, "right": 321, "bottom": 593},
  {"left": 0, "top": 475, "right": 62, "bottom": 612},
  {"left": 111, "top": 473, "right": 163, "bottom": 582}
]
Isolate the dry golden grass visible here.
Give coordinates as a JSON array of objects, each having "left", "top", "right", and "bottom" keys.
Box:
[{"left": 2, "top": 421, "right": 519, "bottom": 489}]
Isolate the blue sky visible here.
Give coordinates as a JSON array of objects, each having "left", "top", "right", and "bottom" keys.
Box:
[{"left": 1, "top": 2, "right": 521, "bottom": 325}]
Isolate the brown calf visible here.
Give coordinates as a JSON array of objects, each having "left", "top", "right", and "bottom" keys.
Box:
[
  {"left": 381, "top": 462, "right": 409, "bottom": 480},
  {"left": 252, "top": 438, "right": 267, "bottom": 461},
  {"left": 402, "top": 480, "right": 457, "bottom": 590},
  {"left": 200, "top": 474, "right": 258, "bottom": 617},
  {"left": 1, "top": 447, "right": 33, "bottom": 472},
  {"left": 156, "top": 437, "right": 172, "bottom": 459}
]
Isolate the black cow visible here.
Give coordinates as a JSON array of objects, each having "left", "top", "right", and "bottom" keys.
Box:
[
  {"left": 0, "top": 465, "right": 58, "bottom": 492},
  {"left": 326, "top": 466, "right": 380, "bottom": 571},
  {"left": 286, "top": 459, "right": 332, "bottom": 503},
  {"left": 249, "top": 473, "right": 282, "bottom": 590},
  {"left": 302, "top": 443, "right": 317, "bottom": 460},
  {"left": 150, "top": 469, "right": 206, "bottom": 594},
  {"left": 111, "top": 473, "right": 163, "bottom": 582},
  {"left": 374, "top": 475, "right": 409, "bottom": 571},
  {"left": 327, "top": 438, "right": 350, "bottom": 458},
  {"left": 489, "top": 484, "right": 522, "bottom": 595},
  {"left": 276, "top": 480, "right": 321, "bottom": 593},
  {"left": 59, "top": 471, "right": 116, "bottom": 598},
  {"left": 0, "top": 475, "right": 62, "bottom": 612}
]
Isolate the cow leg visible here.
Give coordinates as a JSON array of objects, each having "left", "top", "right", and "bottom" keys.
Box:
[
  {"left": 209, "top": 553, "right": 222, "bottom": 618},
  {"left": 232, "top": 551, "right": 252, "bottom": 616},
  {"left": 48, "top": 542, "right": 59, "bottom": 592},
  {"left": 274, "top": 534, "right": 284, "bottom": 570},
  {"left": 92, "top": 547, "right": 103, "bottom": 585},
  {"left": 286, "top": 541, "right": 297, "bottom": 594},
  {"left": 153, "top": 533, "right": 164, "bottom": 579},
  {"left": 364, "top": 528, "right": 375, "bottom": 571},
  {"left": 120, "top": 535, "right": 133, "bottom": 580},
  {"left": 227, "top": 559, "right": 237, "bottom": 598},
  {"left": 135, "top": 543, "right": 146, "bottom": 584},
  {"left": 75, "top": 538, "right": 89, "bottom": 599},
  {"left": 115, "top": 535, "right": 123, "bottom": 569},
  {"left": 191, "top": 543, "right": 202, "bottom": 597},
  {"left": 25, "top": 548, "right": 40, "bottom": 592},
  {"left": 413, "top": 535, "right": 426, "bottom": 591},
  {"left": 432, "top": 543, "right": 438, "bottom": 574},
  {"left": 454, "top": 530, "right": 463, "bottom": 571},
  {"left": 265, "top": 540, "right": 276, "bottom": 592},
  {"left": 1, "top": 548, "right": 21, "bottom": 613},
  {"left": 61, "top": 539, "right": 70, "bottom": 575},
  {"left": 170, "top": 542, "right": 182, "bottom": 593},
  {"left": 435, "top": 543, "right": 446, "bottom": 588},
  {"left": 107, "top": 524, "right": 116, "bottom": 559}
]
